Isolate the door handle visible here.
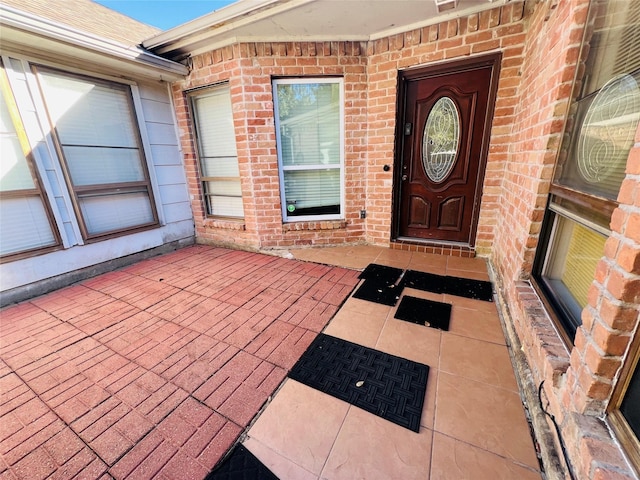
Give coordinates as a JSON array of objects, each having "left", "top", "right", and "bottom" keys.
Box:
[{"left": 402, "top": 175, "right": 408, "bottom": 181}]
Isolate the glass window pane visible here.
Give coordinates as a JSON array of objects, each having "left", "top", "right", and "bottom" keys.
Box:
[
  {"left": 557, "top": 71, "right": 640, "bottom": 199},
  {"left": 0, "top": 89, "right": 34, "bottom": 191},
  {"left": 78, "top": 191, "right": 154, "bottom": 235},
  {"left": 193, "top": 89, "right": 237, "bottom": 157},
  {"left": 283, "top": 169, "right": 340, "bottom": 216},
  {"left": 206, "top": 195, "right": 244, "bottom": 217},
  {"left": 276, "top": 83, "right": 340, "bottom": 167},
  {"left": 620, "top": 362, "right": 640, "bottom": 440},
  {"left": 0, "top": 196, "right": 56, "bottom": 255},
  {"left": 204, "top": 180, "right": 242, "bottom": 197},
  {"left": 541, "top": 215, "right": 607, "bottom": 336},
  {"left": 190, "top": 84, "right": 243, "bottom": 218},
  {"left": 200, "top": 156, "right": 240, "bottom": 178},
  {"left": 63, "top": 146, "right": 144, "bottom": 185},
  {"left": 38, "top": 70, "right": 138, "bottom": 148},
  {"left": 423, "top": 96, "right": 460, "bottom": 183}
]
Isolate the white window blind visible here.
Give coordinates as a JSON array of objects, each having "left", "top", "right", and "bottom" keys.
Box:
[
  {"left": 191, "top": 84, "right": 244, "bottom": 218},
  {"left": 0, "top": 70, "right": 56, "bottom": 257},
  {"left": 36, "top": 67, "right": 156, "bottom": 237},
  {"left": 274, "top": 79, "right": 343, "bottom": 221}
]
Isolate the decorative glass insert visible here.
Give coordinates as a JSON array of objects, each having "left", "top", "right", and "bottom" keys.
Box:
[
  {"left": 577, "top": 73, "right": 640, "bottom": 185},
  {"left": 422, "top": 96, "right": 460, "bottom": 183}
]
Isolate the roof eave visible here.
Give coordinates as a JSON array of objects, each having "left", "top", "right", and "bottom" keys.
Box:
[{"left": 0, "top": 5, "right": 189, "bottom": 80}]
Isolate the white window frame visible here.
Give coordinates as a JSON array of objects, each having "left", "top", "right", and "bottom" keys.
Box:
[{"left": 273, "top": 77, "right": 345, "bottom": 223}]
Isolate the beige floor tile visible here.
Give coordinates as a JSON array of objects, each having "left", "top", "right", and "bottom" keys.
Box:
[
  {"left": 321, "top": 407, "right": 433, "bottom": 480},
  {"left": 247, "top": 380, "right": 350, "bottom": 475},
  {"left": 430, "top": 432, "right": 542, "bottom": 480},
  {"left": 446, "top": 268, "right": 491, "bottom": 281},
  {"left": 243, "top": 437, "right": 319, "bottom": 480},
  {"left": 407, "top": 253, "right": 448, "bottom": 275},
  {"left": 340, "top": 296, "right": 393, "bottom": 318},
  {"left": 446, "top": 256, "right": 489, "bottom": 273},
  {"left": 421, "top": 368, "right": 438, "bottom": 429},
  {"left": 444, "top": 294, "right": 498, "bottom": 313},
  {"left": 400, "top": 288, "right": 446, "bottom": 304},
  {"left": 448, "top": 306, "right": 506, "bottom": 345},
  {"left": 375, "top": 317, "right": 441, "bottom": 368},
  {"left": 439, "top": 334, "right": 518, "bottom": 391},
  {"left": 324, "top": 308, "right": 386, "bottom": 348},
  {"left": 373, "top": 249, "right": 413, "bottom": 269},
  {"left": 434, "top": 372, "right": 539, "bottom": 469}
]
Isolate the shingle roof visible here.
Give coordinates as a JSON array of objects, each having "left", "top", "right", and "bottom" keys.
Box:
[{"left": 1, "top": 0, "right": 161, "bottom": 46}]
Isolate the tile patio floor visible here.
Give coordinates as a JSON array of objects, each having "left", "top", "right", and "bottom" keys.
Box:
[{"left": 0, "top": 244, "right": 543, "bottom": 480}]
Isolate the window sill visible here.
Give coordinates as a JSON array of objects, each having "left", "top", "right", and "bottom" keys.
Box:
[
  {"left": 282, "top": 220, "right": 347, "bottom": 232},
  {"left": 202, "top": 218, "right": 246, "bottom": 231}
]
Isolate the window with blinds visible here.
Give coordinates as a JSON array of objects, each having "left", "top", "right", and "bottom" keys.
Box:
[
  {"left": 0, "top": 62, "right": 58, "bottom": 259},
  {"left": 189, "top": 84, "right": 244, "bottom": 219},
  {"left": 554, "top": 0, "right": 640, "bottom": 201},
  {"left": 35, "top": 66, "right": 157, "bottom": 239},
  {"left": 273, "top": 78, "right": 344, "bottom": 221},
  {"left": 534, "top": 0, "right": 639, "bottom": 344}
]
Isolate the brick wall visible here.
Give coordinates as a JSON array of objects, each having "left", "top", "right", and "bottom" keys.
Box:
[
  {"left": 365, "top": 2, "right": 527, "bottom": 249},
  {"left": 172, "top": 42, "right": 368, "bottom": 250},
  {"left": 491, "top": 1, "right": 640, "bottom": 478}
]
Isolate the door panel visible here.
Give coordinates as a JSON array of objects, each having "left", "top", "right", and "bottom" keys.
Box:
[{"left": 397, "top": 62, "right": 494, "bottom": 244}]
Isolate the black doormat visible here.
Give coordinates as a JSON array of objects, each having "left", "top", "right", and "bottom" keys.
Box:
[
  {"left": 403, "top": 270, "right": 445, "bottom": 294},
  {"left": 404, "top": 270, "right": 493, "bottom": 302},
  {"left": 359, "top": 263, "right": 404, "bottom": 282},
  {"left": 352, "top": 279, "right": 403, "bottom": 306},
  {"left": 445, "top": 276, "right": 494, "bottom": 302},
  {"left": 394, "top": 296, "right": 451, "bottom": 331},
  {"left": 289, "top": 334, "right": 428, "bottom": 432},
  {"left": 206, "top": 444, "right": 279, "bottom": 480},
  {"left": 353, "top": 264, "right": 404, "bottom": 306}
]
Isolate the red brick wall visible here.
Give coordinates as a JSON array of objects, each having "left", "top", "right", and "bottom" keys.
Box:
[
  {"left": 172, "top": 42, "right": 367, "bottom": 250},
  {"left": 490, "top": 1, "right": 640, "bottom": 478},
  {"left": 366, "top": 3, "right": 527, "bottom": 249},
  {"left": 173, "top": 4, "right": 528, "bottom": 252}
]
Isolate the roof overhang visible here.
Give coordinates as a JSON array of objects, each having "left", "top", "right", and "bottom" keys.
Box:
[
  {"left": 144, "top": 0, "right": 512, "bottom": 61},
  {"left": 0, "top": 5, "right": 188, "bottom": 82}
]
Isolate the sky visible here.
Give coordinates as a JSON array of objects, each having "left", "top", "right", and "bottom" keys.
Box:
[{"left": 94, "top": 0, "right": 237, "bottom": 30}]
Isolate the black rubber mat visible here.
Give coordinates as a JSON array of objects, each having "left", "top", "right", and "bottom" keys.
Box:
[
  {"left": 394, "top": 296, "right": 451, "bottom": 331},
  {"left": 289, "top": 333, "right": 429, "bottom": 432},
  {"left": 358, "top": 263, "right": 403, "bottom": 282},
  {"left": 206, "top": 444, "right": 278, "bottom": 480},
  {"left": 403, "top": 270, "right": 445, "bottom": 294},
  {"left": 352, "top": 279, "right": 403, "bottom": 306},
  {"left": 446, "top": 276, "right": 493, "bottom": 302},
  {"left": 353, "top": 264, "right": 404, "bottom": 306},
  {"left": 404, "top": 270, "right": 493, "bottom": 302}
]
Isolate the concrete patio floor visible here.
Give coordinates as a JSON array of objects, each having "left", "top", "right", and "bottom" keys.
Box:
[{"left": 0, "top": 244, "right": 542, "bottom": 479}]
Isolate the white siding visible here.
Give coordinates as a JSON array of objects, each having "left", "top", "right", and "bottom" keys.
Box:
[{"left": 0, "top": 55, "right": 194, "bottom": 293}]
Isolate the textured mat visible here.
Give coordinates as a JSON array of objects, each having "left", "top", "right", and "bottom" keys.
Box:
[
  {"left": 394, "top": 296, "right": 451, "bottom": 331},
  {"left": 404, "top": 270, "right": 493, "bottom": 302},
  {"left": 358, "top": 263, "right": 404, "bottom": 282},
  {"left": 206, "top": 444, "right": 279, "bottom": 480},
  {"left": 289, "top": 334, "right": 429, "bottom": 432},
  {"left": 353, "top": 264, "right": 404, "bottom": 306},
  {"left": 352, "top": 279, "right": 403, "bottom": 306}
]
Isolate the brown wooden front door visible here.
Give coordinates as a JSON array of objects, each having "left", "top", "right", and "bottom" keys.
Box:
[{"left": 395, "top": 56, "right": 499, "bottom": 245}]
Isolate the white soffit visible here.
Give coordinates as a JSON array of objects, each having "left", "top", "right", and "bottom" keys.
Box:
[
  {"left": 144, "top": 0, "right": 511, "bottom": 60},
  {"left": 0, "top": 6, "right": 188, "bottom": 81}
]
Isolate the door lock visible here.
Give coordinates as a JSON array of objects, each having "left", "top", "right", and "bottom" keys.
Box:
[{"left": 402, "top": 174, "right": 408, "bottom": 181}]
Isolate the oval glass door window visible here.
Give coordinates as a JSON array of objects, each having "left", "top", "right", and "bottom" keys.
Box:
[{"left": 422, "top": 96, "right": 460, "bottom": 183}]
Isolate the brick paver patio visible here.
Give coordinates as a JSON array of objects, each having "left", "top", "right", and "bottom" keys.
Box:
[{"left": 0, "top": 245, "right": 359, "bottom": 479}]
